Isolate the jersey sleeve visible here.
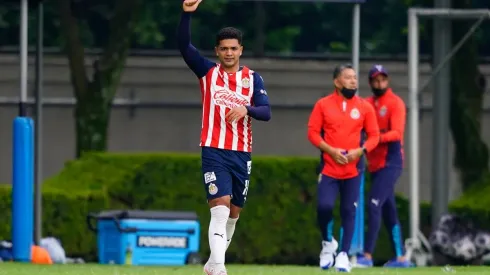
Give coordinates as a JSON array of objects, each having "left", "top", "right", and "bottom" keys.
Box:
[
  {"left": 316, "top": 129, "right": 325, "bottom": 174},
  {"left": 246, "top": 72, "right": 271, "bottom": 121},
  {"left": 307, "top": 100, "right": 325, "bottom": 148},
  {"left": 381, "top": 98, "right": 406, "bottom": 143},
  {"left": 362, "top": 101, "right": 380, "bottom": 152},
  {"left": 177, "top": 12, "right": 215, "bottom": 78}
]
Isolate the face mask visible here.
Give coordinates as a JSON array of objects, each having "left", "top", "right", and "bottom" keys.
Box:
[
  {"left": 371, "top": 87, "right": 387, "bottom": 97},
  {"left": 340, "top": 87, "right": 357, "bottom": 99}
]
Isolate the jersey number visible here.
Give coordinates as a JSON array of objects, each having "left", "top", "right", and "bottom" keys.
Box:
[{"left": 243, "top": 180, "right": 249, "bottom": 196}]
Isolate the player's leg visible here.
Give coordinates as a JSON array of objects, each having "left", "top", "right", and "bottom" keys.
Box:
[
  {"left": 205, "top": 150, "right": 250, "bottom": 273},
  {"left": 317, "top": 174, "right": 340, "bottom": 270},
  {"left": 334, "top": 175, "right": 361, "bottom": 272},
  {"left": 227, "top": 153, "right": 251, "bottom": 251},
  {"left": 205, "top": 204, "right": 240, "bottom": 273},
  {"left": 382, "top": 193, "right": 413, "bottom": 268},
  {"left": 201, "top": 147, "right": 233, "bottom": 275},
  {"left": 356, "top": 168, "right": 397, "bottom": 267},
  {"left": 226, "top": 204, "right": 240, "bottom": 249}
]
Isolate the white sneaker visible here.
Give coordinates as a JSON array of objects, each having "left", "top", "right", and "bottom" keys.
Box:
[
  {"left": 334, "top": 252, "right": 352, "bottom": 272},
  {"left": 204, "top": 262, "right": 227, "bottom": 275},
  {"left": 319, "top": 238, "right": 338, "bottom": 270},
  {"left": 212, "top": 264, "right": 227, "bottom": 275},
  {"left": 203, "top": 262, "right": 214, "bottom": 275}
]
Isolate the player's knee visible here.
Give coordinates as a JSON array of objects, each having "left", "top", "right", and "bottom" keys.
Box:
[
  {"left": 208, "top": 196, "right": 231, "bottom": 208},
  {"left": 367, "top": 201, "right": 382, "bottom": 216},
  {"left": 317, "top": 200, "right": 335, "bottom": 213},
  {"left": 340, "top": 203, "right": 356, "bottom": 218},
  {"left": 229, "top": 204, "right": 242, "bottom": 219}
]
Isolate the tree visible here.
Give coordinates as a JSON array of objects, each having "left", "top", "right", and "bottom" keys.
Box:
[
  {"left": 56, "top": 0, "right": 143, "bottom": 157},
  {"left": 448, "top": 0, "right": 489, "bottom": 189}
]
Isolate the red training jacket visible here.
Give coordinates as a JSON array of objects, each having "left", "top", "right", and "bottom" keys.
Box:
[
  {"left": 365, "top": 88, "right": 406, "bottom": 173},
  {"left": 308, "top": 91, "right": 380, "bottom": 179}
]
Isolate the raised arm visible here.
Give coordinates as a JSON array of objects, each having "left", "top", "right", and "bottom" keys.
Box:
[
  {"left": 247, "top": 72, "right": 271, "bottom": 121},
  {"left": 177, "top": 12, "right": 215, "bottom": 78},
  {"left": 380, "top": 98, "right": 406, "bottom": 143}
]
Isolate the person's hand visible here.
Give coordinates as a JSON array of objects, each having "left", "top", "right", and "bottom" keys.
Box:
[
  {"left": 345, "top": 148, "right": 364, "bottom": 162},
  {"left": 328, "top": 148, "right": 348, "bottom": 165},
  {"left": 182, "top": 0, "right": 202, "bottom": 12},
  {"left": 226, "top": 106, "right": 248, "bottom": 123}
]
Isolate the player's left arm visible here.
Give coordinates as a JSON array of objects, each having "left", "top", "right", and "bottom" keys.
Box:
[
  {"left": 380, "top": 98, "right": 406, "bottom": 143},
  {"left": 246, "top": 72, "right": 271, "bottom": 121},
  {"left": 362, "top": 101, "right": 380, "bottom": 152}
]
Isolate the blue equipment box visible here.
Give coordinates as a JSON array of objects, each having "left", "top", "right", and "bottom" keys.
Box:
[{"left": 87, "top": 210, "right": 201, "bottom": 266}]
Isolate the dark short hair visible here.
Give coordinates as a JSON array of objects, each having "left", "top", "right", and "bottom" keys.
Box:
[
  {"left": 333, "top": 63, "right": 354, "bottom": 79},
  {"left": 216, "top": 27, "right": 243, "bottom": 46}
]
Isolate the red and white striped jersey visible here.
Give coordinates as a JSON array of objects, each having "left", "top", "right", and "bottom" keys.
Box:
[
  {"left": 177, "top": 23, "right": 270, "bottom": 153},
  {"left": 199, "top": 64, "right": 255, "bottom": 152}
]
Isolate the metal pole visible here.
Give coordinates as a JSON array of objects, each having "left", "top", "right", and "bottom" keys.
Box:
[
  {"left": 352, "top": 4, "right": 360, "bottom": 79},
  {"left": 431, "top": 0, "right": 451, "bottom": 228},
  {"left": 408, "top": 9, "right": 420, "bottom": 244},
  {"left": 412, "top": 8, "right": 490, "bottom": 18},
  {"left": 418, "top": 15, "right": 486, "bottom": 94},
  {"left": 34, "top": 1, "right": 44, "bottom": 246},
  {"left": 19, "top": 0, "right": 28, "bottom": 116},
  {"left": 350, "top": 3, "right": 362, "bottom": 256}
]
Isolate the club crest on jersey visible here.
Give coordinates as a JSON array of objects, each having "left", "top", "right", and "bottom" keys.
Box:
[
  {"left": 241, "top": 78, "right": 250, "bottom": 88},
  {"left": 214, "top": 90, "right": 249, "bottom": 109},
  {"left": 350, "top": 108, "right": 360, "bottom": 120},
  {"left": 379, "top": 106, "right": 387, "bottom": 117},
  {"left": 208, "top": 183, "right": 218, "bottom": 195}
]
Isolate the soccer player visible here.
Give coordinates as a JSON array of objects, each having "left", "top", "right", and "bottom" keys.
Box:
[
  {"left": 355, "top": 65, "right": 412, "bottom": 268},
  {"left": 307, "top": 64, "right": 380, "bottom": 272},
  {"left": 178, "top": 1, "right": 271, "bottom": 274}
]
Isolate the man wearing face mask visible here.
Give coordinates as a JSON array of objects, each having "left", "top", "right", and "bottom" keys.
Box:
[
  {"left": 307, "top": 64, "right": 380, "bottom": 273},
  {"left": 354, "top": 65, "right": 412, "bottom": 268}
]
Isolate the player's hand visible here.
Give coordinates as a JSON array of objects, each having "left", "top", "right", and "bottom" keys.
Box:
[
  {"left": 226, "top": 106, "right": 248, "bottom": 123},
  {"left": 182, "top": 0, "right": 202, "bottom": 12},
  {"left": 345, "top": 148, "right": 364, "bottom": 162},
  {"left": 329, "top": 148, "right": 348, "bottom": 165}
]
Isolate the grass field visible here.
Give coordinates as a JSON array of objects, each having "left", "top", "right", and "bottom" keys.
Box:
[{"left": 1, "top": 263, "right": 490, "bottom": 275}]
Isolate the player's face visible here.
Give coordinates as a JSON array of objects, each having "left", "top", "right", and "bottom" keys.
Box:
[
  {"left": 370, "top": 74, "right": 389, "bottom": 89},
  {"left": 215, "top": 39, "right": 243, "bottom": 69},
  {"left": 335, "top": 68, "right": 357, "bottom": 90}
]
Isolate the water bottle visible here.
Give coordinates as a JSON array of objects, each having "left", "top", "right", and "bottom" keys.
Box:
[{"left": 125, "top": 243, "right": 132, "bottom": 265}]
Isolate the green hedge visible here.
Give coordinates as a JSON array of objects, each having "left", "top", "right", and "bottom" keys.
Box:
[
  {"left": 5, "top": 152, "right": 486, "bottom": 265},
  {"left": 449, "top": 175, "right": 490, "bottom": 231},
  {"left": 0, "top": 185, "right": 109, "bottom": 261}
]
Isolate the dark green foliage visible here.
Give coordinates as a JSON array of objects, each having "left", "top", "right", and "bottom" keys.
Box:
[
  {"left": 448, "top": 0, "right": 489, "bottom": 190},
  {"left": 449, "top": 178, "right": 490, "bottom": 231},
  {"left": 0, "top": 185, "right": 108, "bottom": 261},
  {"left": 0, "top": 153, "right": 488, "bottom": 264},
  {"left": 1, "top": 0, "right": 490, "bottom": 55}
]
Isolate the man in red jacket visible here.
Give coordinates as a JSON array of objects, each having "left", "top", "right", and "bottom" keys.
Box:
[
  {"left": 355, "top": 65, "right": 412, "bottom": 268},
  {"left": 308, "top": 64, "right": 380, "bottom": 273}
]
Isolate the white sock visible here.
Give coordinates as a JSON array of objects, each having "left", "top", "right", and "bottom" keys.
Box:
[
  {"left": 225, "top": 217, "right": 238, "bottom": 250},
  {"left": 208, "top": 205, "right": 230, "bottom": 265}
]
